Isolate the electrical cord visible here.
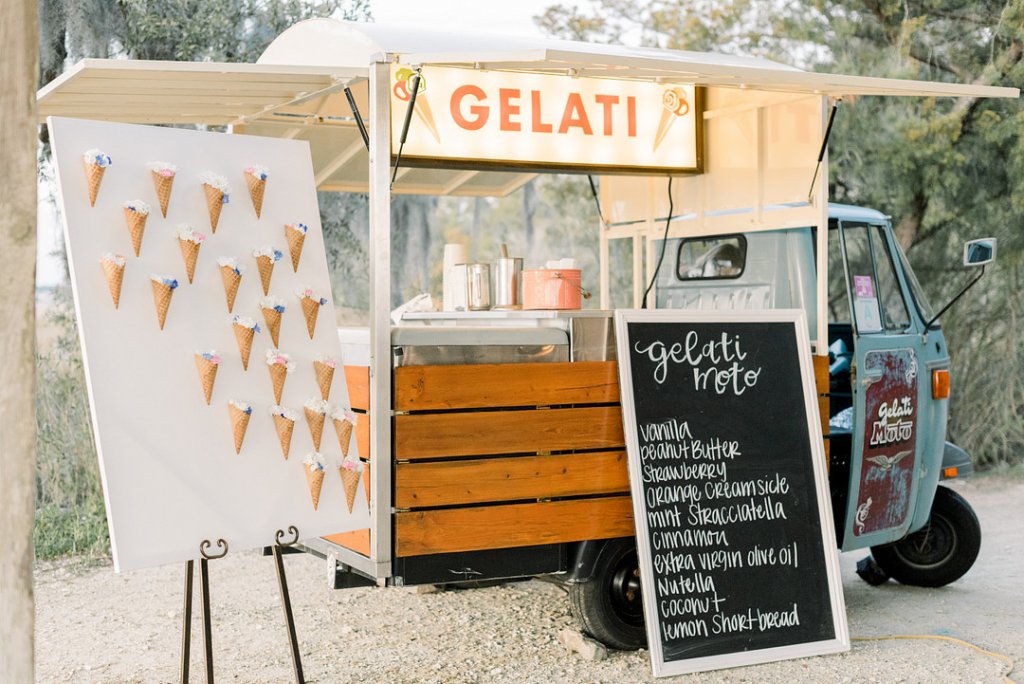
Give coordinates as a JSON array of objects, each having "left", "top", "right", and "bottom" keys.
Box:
[
  {"left": 852, "top": 634, "right": 1017, "bottom": 683},
  {"left": 641, "top": 176, "right": 674, "bottom": 309}
]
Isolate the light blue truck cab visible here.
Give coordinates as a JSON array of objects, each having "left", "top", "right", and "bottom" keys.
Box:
[{"left": 654, "top": 203, "right": 986, "bottom": 588}]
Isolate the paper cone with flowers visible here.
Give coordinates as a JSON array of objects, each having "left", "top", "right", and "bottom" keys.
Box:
[
  {"left": 265, "top": 348, "right": 295, "bottom": 404},
  {"left": 150, "top": 274, "right": 179, "bottom": 330},
  {"left": 99, "top": 253, "right": 126, "bottom": 308},
  {"left": 313, "top": 355, "right": 336, "bottom": 401},
  {"left": 83, "top": 149, "right": 112, "bottom": 206},
  {"left": 200, "top": 172, "right": 231, "bottom": 233},
  {"left": 339, "top": 456, "right": 364, "bottom": 513},
  {"left": 175, "top": 225, "right": 205, "bottom": 283},
  {"left": 194, "top": 351, "right": 221, "bottom": 405},
  {"left": 302, "top": 452, "right": 327, "bottom": 510},
  {"left": 122, "top": 200, "right": 150, "bottom": 256},
  {"left": 231, "top": 315, "right": 261, "bottom": 370},
  {"left": 148, "top": 161, "right": 177, "bottom": 217},
  {"left": 217, "top": 258, "right": 243, "bottom": 313},
  {"left": 244, "top": 165, "right": 269, "bottom": 218},
  {"left": 284, "top": 223, "right": 309, "bottom": 272},
  {"left": 297, "top": 287, "right": 326, "bottom": 339},
  {"left": 304, "top": 398, "right": 329, "bottom": 451},
  {"left": 259, "top": 296, "right": 285, "bottom": 347},
  {"left": 331, "top": 407, "right": 356, "bottom": 458},
  {"left": 269, "top": 405, "right": 298, "bottom": 460},
  {"left": 227, "top": 400, "right": 252, "bottom": 454},
  {"left": 253, "top": 246, "right": 283, "bottom": 296}
]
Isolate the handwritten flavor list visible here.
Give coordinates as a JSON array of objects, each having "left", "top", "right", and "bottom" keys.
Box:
[{"left": 628, "top": 323, "right": 836, "bottom": 661}]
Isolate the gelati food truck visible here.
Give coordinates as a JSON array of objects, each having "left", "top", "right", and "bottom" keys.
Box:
[{"left": 38, "top": 19, "right": 1013, "bottom": 658}]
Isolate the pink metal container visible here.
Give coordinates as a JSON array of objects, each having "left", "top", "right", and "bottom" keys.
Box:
[{"left": 521, "top": 269, "right": 583, "bottom": 310}]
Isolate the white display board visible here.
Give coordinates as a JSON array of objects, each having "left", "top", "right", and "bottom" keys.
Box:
[{"left": 49, "top": 117, "right": 370, "bottom": 572}]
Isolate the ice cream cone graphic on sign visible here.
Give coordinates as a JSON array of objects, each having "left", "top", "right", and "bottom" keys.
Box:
[
  {"left": 200, "top": 172, "right": 231, "bottom": 234},
  {"left": 99, "top": 254, "right": 126, "bottom": 309},
  {"left": 259, "top": 296, "right": 285, "bottom": 347},
  {"left": 266, "top": 349, "right": 295, "bottom": 404},
  {"left": 331, "top": 407, "right": 356, "bottom": 458},
  {"left": 653, "top": 87, "right": 691, "bottom": 153},
  {"left": 82, "top": 149, "right": 112, "bottom": 206},
  {"left": 394, "top": 68, "right": 440, "bottom": 143},
  {"left": 339, "top": 456, "right": 364, "bottom": 513},
  {"left": 253, "top": 246, "right": 283, "bottom": 296},
  {"left": 304, "top": 399, "right": 329, "bottom": 451},
  {"left": 313, "top": 356, "right": 337, "bottom": 401},
  {"left": 175, "top": 225, "right": 205, "bottom": 283},
  {"left": 297, "top": 287, "right": 326, "bottom": 339},
  {"left": 270, "top": 405, "right": 298, "bottom": 460},
  {"left": 194, "top": 351, "right": 221, "bottom": 405},
  {"left": 227, "top": 400, "right": 252, "bottom": 454},
  {"left": 148, "top": 162, "right": 176, "bottom": 217},
  {"left": 284, "top": 223, "right": 309, "bottom": 272},
  {"left": 122, "top": 200, "right": 150, "bottom": 257},
  {"left": 150, "top": 275, "right": 178, "bottom": 330},
  {"left": 218, "top": 258, "right": 243, "bottom": 312},
  {"left": 231, "top": 315, "right": 261, "bottom": 370},
  {"left": 244, "top": 165, "right": 269, "bottom": 218},
  {"left": 302, "top": 453, "right": 327, "bottom": 510}
]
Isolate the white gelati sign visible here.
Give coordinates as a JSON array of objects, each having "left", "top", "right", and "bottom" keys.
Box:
[
  {"left": 49, "top": 117, "right": 370, "bottom": 572},
  {"left": 390, "top": 64, "right": 701, "bottom": 173}
]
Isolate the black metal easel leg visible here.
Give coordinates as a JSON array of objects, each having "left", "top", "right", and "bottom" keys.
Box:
[
  {"left": 273, "top": 545, "right": 305, "bottom": 684},
  {"left": 181, "top": 560, "right": 194, "bottom": 684},
  {"left": 200, "top": 557, "right": 214, "bottom": 684}
]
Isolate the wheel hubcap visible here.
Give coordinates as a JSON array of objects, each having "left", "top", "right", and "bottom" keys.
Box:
[
  {"left": 894, "top": 513, "right": 958, "bottom": 569},
  {"left": 610, "top": 555, "right": 643, "bottom": 623}
]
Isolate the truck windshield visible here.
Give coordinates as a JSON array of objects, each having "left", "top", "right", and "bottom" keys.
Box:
[{"left": 892, "top": 239, "right": 937, "bottom": 324}]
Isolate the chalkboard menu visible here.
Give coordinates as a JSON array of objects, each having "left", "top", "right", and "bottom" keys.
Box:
[{"left": 614, "top": 310, "right": 848, "bottom": 677}]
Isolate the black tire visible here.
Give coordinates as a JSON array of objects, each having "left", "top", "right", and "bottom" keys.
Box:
[
  {"left": 568, "top": 538, "right": 647, "bottom": 650},
  {"left": 871, "top": 486, "right": 981, "bottom": 588}
]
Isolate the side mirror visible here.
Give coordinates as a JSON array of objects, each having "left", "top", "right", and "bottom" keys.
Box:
[{"left": 963, "top": 238, "right": 996, "bottom": 267}]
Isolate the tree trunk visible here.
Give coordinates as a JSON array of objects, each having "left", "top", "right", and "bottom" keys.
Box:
[{"left": 0, "top": 0, "right": 39, "bottom": 681}]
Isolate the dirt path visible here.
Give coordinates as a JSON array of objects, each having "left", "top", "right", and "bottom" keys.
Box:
[{"left": 35, "top": 478, "right": 1023, "bottom": 683}]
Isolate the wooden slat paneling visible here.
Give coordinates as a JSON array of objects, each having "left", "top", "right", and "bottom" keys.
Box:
[
  {"left": 813, "top": 354, "right": 830, "bottom": 395},
  {"left": 818, "top": 396, "right": 830, "bottom": 437},
  {"left": 395, "top": 496, "right": 634, "bottom": 557},
  {"left": 394, "top": 361, "right": 619, "bottom": 411},
  {"left": 355, "top": 413, "right": 370, "bottom": 460},
  {"left": 395, "top": 406, "right": 625, "bottom": 460},
  {"left": 395, "top": 451, "right": 629, "bottom": 508},
  {"left": 344, "top": 365, "right": 369, "bottom": 411}
]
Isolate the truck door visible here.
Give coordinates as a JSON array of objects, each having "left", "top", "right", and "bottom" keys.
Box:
[{"left": 838, "top": 221, "right": 926, "bottom": 549}]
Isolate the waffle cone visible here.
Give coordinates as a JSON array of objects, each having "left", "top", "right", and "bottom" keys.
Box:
[
  {"left": 256, "top": 255, "right": 275, "bottom": 295},
  {"left": 194, "top": 355, "right": 218, "bottom": 405},
  {"left": 285, "top": 227, "right": 306, "bottom": 272},
  {"left": 123, "top": 208, "right": 148, "bottom": 257},
  {"left": 273, "top": 414, "right": 295, "bottom": 460},
  {"left": 178, "top": 239, "right": 201, "bottom": 283},
  {"left": 151, "top": 171, "right": 174, "bottom": 217},
  {"left": 304, "top": 466, "right": 325, "bottom": 510},
  {"left": 220, "top": 266, "right": 241, "bottom": 312},
  {"left": 415, "top": 98, "right": 441, "bottom": 143},
  {"left": 101, "top": 260, "right": 125, "bottom": 309},
  {"left": 304, "top": 408, "right": 326, "bottom": 451},
  {"left": 653, "top": 108, "right": 675, "bottom": 152},
  {"left": 233, "top": 324, "right": 255, "bottom": 370},
  {"left": 333, "top": 418, "right": 354, "bottom": 457},
  {"left": 228, "top": 404, "right": 251, "bottom": 454},
  {"left": 300, "top": 297, "right": 320, "bottom": 339},
  {"left": 203, "top": 184, "right": 224, "bottom": 233},
  {"left": 151, "top": 280, "right": 175, "bottom": 330},
  {"left": 245, "top": 173, "right": 266, "bottom": 218},
  {"left": 268, "top": 363, "right": 287, "bottom": 404},
  {"left": 340, "top": 468, "right": 362, "bottom": 513},
  {"left": 313, "top": 361, "right": 334, "bottom": 400},
  {"left": 85, "top": 162, "right": 105, "bottom": 206},
  {"left": 261, "top": 307, "right": 282, "bottom": 347}
]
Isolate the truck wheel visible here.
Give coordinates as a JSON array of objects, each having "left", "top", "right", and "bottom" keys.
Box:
[
  {"left": 568, "top": 538, "right": 647, "bottom": 650},
  {"left": 870, "top": 486, "right": 981, "bottom": 588}
]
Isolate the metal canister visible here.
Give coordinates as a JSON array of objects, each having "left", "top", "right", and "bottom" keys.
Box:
[
  {"left": 466, "top": 263, "right": 491, "bottom": 310},
  {"left": 493, "top": 257, "right": 523, "bottom": 309}
]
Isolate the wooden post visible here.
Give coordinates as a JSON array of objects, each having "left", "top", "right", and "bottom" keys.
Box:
[{"left": 0, "top": 0, "right": 39, "bottom": 681}]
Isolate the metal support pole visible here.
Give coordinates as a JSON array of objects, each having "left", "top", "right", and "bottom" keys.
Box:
[
  {"left": 273, "top": 542, "right": 305, "bottom": 683},
  {"left": 199, "top": 558, "right": 214, "bottom": 684},
  {"left": 180, "top": 560, "right": 194, "bottom": 684}
]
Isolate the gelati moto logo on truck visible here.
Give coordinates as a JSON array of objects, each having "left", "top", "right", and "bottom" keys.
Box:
[{"left": 389, "top": 64, "right": 700, "bottom": 173}]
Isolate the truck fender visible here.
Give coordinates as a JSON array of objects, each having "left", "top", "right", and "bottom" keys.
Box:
[
  {"left": 564, "top": 537, "right": 635, "bottom": 583},
  {"left": 941, "top": 441, "right": 974, "bottom": 480}
]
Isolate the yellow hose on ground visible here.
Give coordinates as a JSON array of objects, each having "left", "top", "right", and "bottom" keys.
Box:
[{"left": 852, "top": 634, "right": 1017, "bottom": 684}]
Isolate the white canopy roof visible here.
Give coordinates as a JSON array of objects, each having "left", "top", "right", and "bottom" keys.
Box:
[{"left": 37, "top": 20, "right": 1019, "bottom": 196}]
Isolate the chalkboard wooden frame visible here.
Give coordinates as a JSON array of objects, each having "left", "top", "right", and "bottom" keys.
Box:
[{"left": 614, "top": 309, "right": 849, "bottom": 677}]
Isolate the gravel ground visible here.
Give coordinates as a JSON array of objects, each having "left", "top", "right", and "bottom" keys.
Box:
[{"left": 35, "top": 478, "right": 1022, "bottom": 683}]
